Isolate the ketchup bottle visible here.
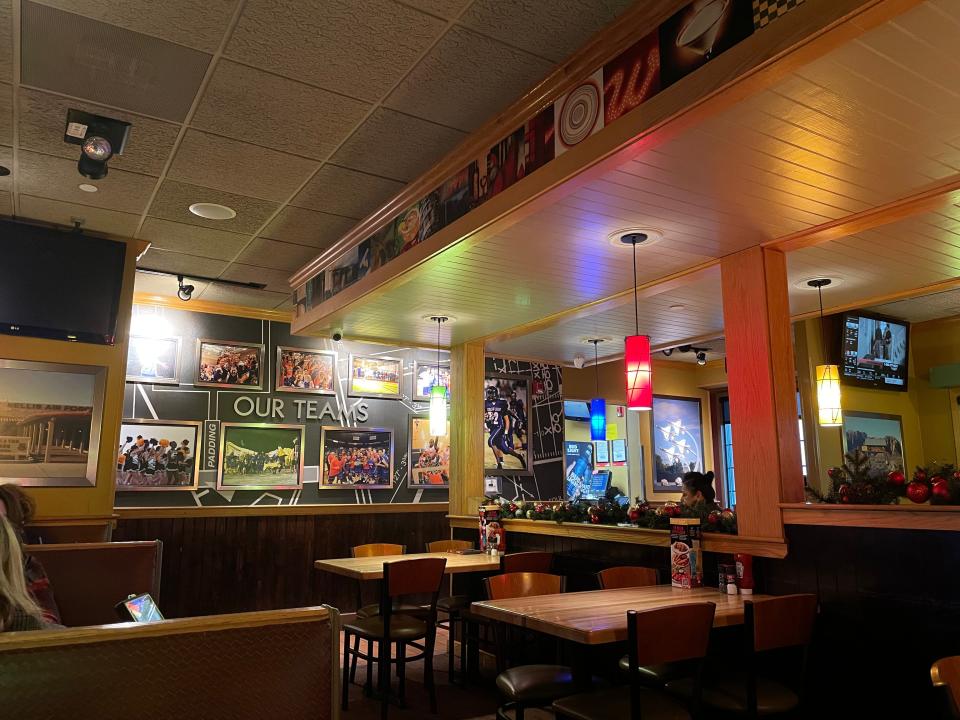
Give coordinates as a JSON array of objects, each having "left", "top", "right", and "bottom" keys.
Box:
[{"left": 734, "top": 553, "right": 754, "bottom": 595}]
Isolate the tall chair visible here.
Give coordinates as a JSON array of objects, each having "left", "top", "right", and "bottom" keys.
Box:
[
  {"left": 665, "top": 594, "right": 818, "bottom": 718},
  {"left": 553, "top": 602, "right": 716, "bottom": 720},
  {"left": 342, "top": 557, "right": 447, "bottom": 719},
  {"left": 931, "top": 656, "right": 960, "bottom": 718},
  {"left": 426, "top": 539, "right": 474, "bottom": 684},
  {"left": 501, "top": 551, "right": 554, "bottom": 574},
  {"left": 485, "top": 572, "right": 569, "bottom": 720},
  {"left": 349, "top": 543, "right": 407, "bottom": 684},
  {"left": 597, "top": 566, "right": 658, "bottom": 590}
]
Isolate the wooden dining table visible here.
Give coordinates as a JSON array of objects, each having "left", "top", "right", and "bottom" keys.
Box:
[
  {"left": 314, "top": 551, "right": 502, "bottom": 581},
  {"left": 470, "top": 585, "right": 770, "bottom": 645}
]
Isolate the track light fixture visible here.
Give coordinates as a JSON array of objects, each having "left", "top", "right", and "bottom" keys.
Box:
[
  {"left": 177, "top": 275, "right": 195, "bottom": 302},
  {"left": 63, "top": 109, "right": 130, "bottom": 180},
  {"left": 696, "top": 351, "right": 707, "bottom": 366}
]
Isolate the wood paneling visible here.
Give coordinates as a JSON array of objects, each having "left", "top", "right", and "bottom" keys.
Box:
[
  {"left": 113, "top": 509, "right": 448, "bottom": 618},
  {"left": 449, "top": 341, "right": 485, "bottom": 516},
  {"left": 116, "top": 503, "right": 448, "bottom": 519},
  {"left": 782, "top": 502, "right": 960, "bottom": 531},
  {"left": 721, "top": 247, "right": 803, "bottom": 539}
]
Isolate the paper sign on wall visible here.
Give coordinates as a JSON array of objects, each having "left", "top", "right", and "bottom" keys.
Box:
[{"left": 203, "top": 420, "right": 220, "bottom": 471}]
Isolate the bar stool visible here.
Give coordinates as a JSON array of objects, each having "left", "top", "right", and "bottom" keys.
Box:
[
  {"left": 932, "top": 655, "right": 960, "bottom": 718},
  {"left": 665, "top": 593, "right": 818, "bottom": 717},
  {"left": 341, "top": 556, "right": 447, "bottom": 719},
  {"left": 552, "top": 602, "right": 716, "bottom": 720},
  {"left": 426, "top": 539, "right": 474, "bottom": 684}
]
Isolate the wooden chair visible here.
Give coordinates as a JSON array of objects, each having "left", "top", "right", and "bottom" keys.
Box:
[
  {"left": 597, "top": 565, "right": 658, "bottom": 590},
  {"left": 665, "top": 593, "right": 818, "bottom": 718},
  {"left": 501, "top": 551, "right": 554, "bottom": 573},
  {"left": 342, "top": 557, "right": 447, "bottom": 719},
  {"left": 483, "top": 572, "right": 569, "bottom": 720},
  {"left": 932, "top": 656, "right": 960, "bottom": 718},
  {"left": 426, "top": 539, "right": 474, "bottom": 684},
  {"left": 353, "top": 543, "right": 406, "bottom": 558},
  {"left": 553, "top": 602, "right": 716, "bottom": 720}
]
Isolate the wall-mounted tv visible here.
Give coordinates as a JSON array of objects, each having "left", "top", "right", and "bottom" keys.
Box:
[
  {"left": 0, "top": 219, "right": 126, "bottom": 345},
  {"left": 563, "top": 399, "right": 591, "bottom": 422},
  {"left": 840, "top": 311, "right": 909, "bottom": 391}
]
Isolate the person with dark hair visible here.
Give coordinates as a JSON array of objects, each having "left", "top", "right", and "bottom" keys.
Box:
[{"left": 681, "top": 470, "right": 721, "bottom": 512}]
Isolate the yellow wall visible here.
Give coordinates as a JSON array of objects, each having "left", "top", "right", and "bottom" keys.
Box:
[{"left": 912, "top": 316, "right": 960, "bottom": 466}]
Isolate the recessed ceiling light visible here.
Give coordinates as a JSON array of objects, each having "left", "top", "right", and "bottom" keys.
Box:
[
  {"left": 607, "top": 227, "right": 663, "bottom": 248},
  {"left": 669, "top": 304, "right": 685, "bottom": 311},
  {"left": 189, "top": 202, "right": 236, "bottom": 220},
  {"left": 78, "top": 183, "right": 98, "bottom": 193}
]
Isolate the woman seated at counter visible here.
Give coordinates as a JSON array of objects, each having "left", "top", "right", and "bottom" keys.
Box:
[{"left": 681, "top": 470, "right": 722, "bottom": 512}]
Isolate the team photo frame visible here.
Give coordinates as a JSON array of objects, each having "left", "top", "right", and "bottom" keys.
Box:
[
  {"left": 320, "top": 426, "right": 395, "bottom": 489},
  {"left": 408, "top": 416, "right": 450, "bottom": 488},
  {"left": 275, "top": 346, "right": 336, "bottom": 395},
  {"left": 483, "top": 373, "right": 532, "bottom": 476},
  {"left": 116, "top": 418, "right": 201, "bottom": 491},
  {"left": 126, "top": 335, "right": 181, "bottom": 385},
  {"left": 413, "top": 361, "right": 451, "bottom": 401},
  {"left": 217, "top": 423, "right": 304, "bottom": 490},
  {"left": 348, "top": 354, "right": 403, "bottom": 399},
  {"left": 195, "top": 339, "right": 265, "bottom": 389}
]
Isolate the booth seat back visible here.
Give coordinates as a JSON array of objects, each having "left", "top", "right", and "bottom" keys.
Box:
[
  {"left": 0, "top": 606, "right": 340, "bottom": 720},
  {"left": 25, "top": 541, "right": 162, "bottom": 626}
]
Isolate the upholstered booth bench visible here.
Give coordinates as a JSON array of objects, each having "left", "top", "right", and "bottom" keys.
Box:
[{"left": 0, "top": 606, "right": 341, "bottom": 719}]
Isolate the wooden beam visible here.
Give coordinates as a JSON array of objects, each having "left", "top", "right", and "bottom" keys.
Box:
[
  {"left": 133, "top": 293, "right": 293, "bottom": 323},
  {"left": 449, "top": 340, "right": 486, "bottom": 516}
]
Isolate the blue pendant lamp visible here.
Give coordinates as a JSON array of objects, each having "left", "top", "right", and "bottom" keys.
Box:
[
  {"left": 589, "top": 339, "right": 606, "bottom": 441},
  {"left": 428, "top": 316, "right": 448, "bottom": 436}
]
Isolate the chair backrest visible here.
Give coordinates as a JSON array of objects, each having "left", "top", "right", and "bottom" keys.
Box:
[
  {"left": 26, "top": 541, "right": 162, "bottom": 626},
  {"left": 932, "top": 656, "right": 960, "bottom": 716},
  {"left": 383, "top": 557, "right": 448, "bottom": 599},
  {"left": 628, "top": 603, "right": 716, "bottom": 666},
  {"left": 597, "top": 566, "right": 658, "bottom": 589},
  {"left": 747, "top": 594, "right": 818, "bottom": 652},
  {"left": 484, "top": 572, "right": 564, "bottom": 600},
  {"left": 352, "top": 543, "right": 405, "bottom": 558},
  {"left": 500, "top": 551, "right": 553, "bottom": 573},
  {"left": 0, "top": 606, "right": 340, "bottom": 719},
  {"left": 426, "top": 539, "right": 473, "bottom": 553}
]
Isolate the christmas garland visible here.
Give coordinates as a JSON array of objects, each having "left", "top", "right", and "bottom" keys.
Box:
[
  {"left": 490, "top": 495, "right": 738, "bottom": 534},
  {"left": 819, "top": 449, "right": 960, "bottom": 505}
]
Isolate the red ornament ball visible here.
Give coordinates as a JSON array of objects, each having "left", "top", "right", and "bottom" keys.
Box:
[
  {"left": 628, "top": 508, "right": 641, "bottom": 522},
  {"left": 932, "top": 479, "right": 951, "bottom": 500},
  {"left": 590, "top": 513, "right": 601, "bottom": 524},
  {"left": 953, "top": 470, "right": 960, "bottom": 482},
  {"left": 914, "top": 469, "right": 927, "bottom": 483},
  {"left": 906, "top": 480, "right": 931, "bottom": 504},
  {"left": 887, "top": 470, "right": 906, "bottom": 486},
  {"left": 837, "top": 483, "right": 853, "bottom": 504},
  {"left": 706, "top": 511, "right": 720, "bottom": 525}
]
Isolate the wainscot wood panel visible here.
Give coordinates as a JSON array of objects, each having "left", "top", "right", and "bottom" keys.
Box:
[{"left": 114, "top": 510, "right": 449, "bottom": 618}]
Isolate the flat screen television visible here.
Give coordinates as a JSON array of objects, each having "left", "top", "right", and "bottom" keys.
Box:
[
  {"left": 0, "top": 219, "right": 126, "bottom": 345},
  {"left": 563, "top": 400, "right": 591, "bottom": 422},
  {"left": 840, "top": 310, "right": 909, "bottom": 390}
]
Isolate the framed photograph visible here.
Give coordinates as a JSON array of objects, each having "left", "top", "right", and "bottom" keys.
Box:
[
  {"left": 408, "top": 416, "right": 450, "bottom": 488},
  {"left": 594, "top": 440, "right": 610, "bottom": 465},
  {"left": 217, "top": 423, "right": 303, "bottom": 490},
  {"left": 611, "top": 438, "right": 627, "bottom": 464},
  {"left": 126, "top": 335, "right": 180, "bottom": 385},
  {"left": 195, "top": 339, "right": 264, "bottom": 389},
  {"left": 483, "top": 374, "right": 532, "bottom": 475},
  {"left": 0, "top": 359, "right": 105, "bottom": 488},
  {"left": 413, "top": 361, "right": 451, "bottom": 401},
  {"left": 320, "top": 427, "right": 394, "bottom": 489},
  {"left": 842, "top": 411, "right": 905, "bottom": 474},
  {"left": 116, "top": 419, "right": 201, "bottom": 491},
  {"left": 348, "top": 354, "right": 402, "bottom": 399},
  {"left": 275, "top": 346, "right": 335, "bottom": 395},
  {"left": 651, "top": 395, "right": 704, "bottom": 494}
]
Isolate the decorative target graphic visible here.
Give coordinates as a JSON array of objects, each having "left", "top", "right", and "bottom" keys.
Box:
[{"left": 554, "top": 69, "right": 605, "bottom": 156}]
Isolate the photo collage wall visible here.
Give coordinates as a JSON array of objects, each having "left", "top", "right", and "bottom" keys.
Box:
[{"left": 117, "top": 305, "right": 450, "bottom": 508}]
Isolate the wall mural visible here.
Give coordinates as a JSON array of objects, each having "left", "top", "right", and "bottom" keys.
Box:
[
  {"left": 116, "top": 305, "right": 449, "bottom": 508},
  {"left": 293, "top": 0, "right": 805, "bottom": 316}
]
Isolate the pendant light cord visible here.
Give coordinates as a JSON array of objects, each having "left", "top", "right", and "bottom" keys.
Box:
[
  {"left": 436, "top": 317, "right": 441, "bottom": 378},
  {"left": 593, "top": 340, "right": 600, "bottom": 395},
  {"left": 632, "top": 241, "right": 639, "bottom": 335},
  {"left": 817, "top": 284, "right": 826, "bottom": 356}
]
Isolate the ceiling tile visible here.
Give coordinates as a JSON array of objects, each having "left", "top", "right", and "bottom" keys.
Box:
[
  {"left": 0, "top": 190, "right": 12, "bottom": 216},
  {"left": 191, "top": 60, "right": 371, "bottom": 160},
  {"left": 167, "top": 129, "right": 320, "bottom": 202},
  {"left": 35, "top": 0, "right": 240, "bottom": 52},
  {"left": 235, "top": 237, "right": 321, "bottom": 272},
  {"left": 148, "top": 179, "right": 279, "bottom": 234},
  {"left": 400, "top": 0, "right": 472, "bottom": 18},
  {"left": 261, "top": 206, "right": 356, "bottom": 249},
  {"left": 329, "top": 108, "right": 467, "bottom": 182},
  {"left": 17, "top": 150, "right": 157, "bottom": 214},
  {"left": 196, "top": 283, "right": 290, "bottom": 310},
  {"left": 385, "top": 25, "right": 555, "bottom": 132},
  {"left": 0, "top": 146, "right": 10, "bottom": 192},
  {"left": 138, "top": 247, "right": 230, "bottom": 277},
  {"left": 20, "top": 1, "right": 211, "bottom": 122},
  {"left": 17, "top": 88, "right": 180, "bottom": 176},
  {"left": 137, "top": 217, "right": 251, "bottom": 260},
  {"left": 134, "top": 272, "right": 210, "bottom": 299},
  {"left": 0, "top": 1, "right": 10, "bottom": 78},
  {"left": 460, "top": 0, "right": 636, "bottom": 63},
  {"left": 0, "top": 83, "right": 12, "bottom": 146},
  {"left": 220, "top": 263, "right": 293, "bottom": 293},
  {"left": 291, "top": 164, "right": 404, "bottom": 219},
  {"left": 17, "top": 194, "right": 141, "bottom": 236},
  {"left": 226, "top": 0, "right": 446, "bottom": 102}
]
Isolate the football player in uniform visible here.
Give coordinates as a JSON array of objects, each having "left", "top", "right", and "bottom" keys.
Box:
[
  {"left": 484, "top": 384, "right": 525, "bottom": 469},
  {"left": 509, "top": 388, "right": 528, "bottom": 450}
]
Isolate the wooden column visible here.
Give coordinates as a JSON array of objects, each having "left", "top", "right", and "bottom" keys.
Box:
[
  {"left": 721, "top": 247, "right": 803, "bottom": 540},
  {"left": 449, "top": 340, "right": 485, "bottom": 516}
]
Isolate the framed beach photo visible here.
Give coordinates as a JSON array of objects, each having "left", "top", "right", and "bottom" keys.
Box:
[
  {"left": 116, "top": 419, "right": 201, "bottom": 491},
  {"left": 408, "top": 416, "right": 450, "bottom": 488},
  {"left": 275, "top": 346, "right": 336, "bottom": 395},
  {"left": 217, "top": 423, "right": 304, "bottom": 490},
  {"left": 348, "top": 354, "right": 403, "bottom": 399},
  {"left": 651, "top": 395, "right": 704, "bottom": 494},
  {"left": 842, "top": 411, "right": 905, "bottom": 474},
  {"left": 0, "top": 359, "right": 105, "bottom": 487},
  {"left": 195, "top": 339, "right": 264, "bottom": 389},
  {"left": 126, "top": 335, "right": 180, "bottom": 384},
  {"left": 483, "top": 373, "right": 532, "bottom": 475},
  {"left": 413, "top": 361, "right": 451, "bottom": 401},
  {"left": 320, "top": 426, "right": 394, "bottom": 490}
]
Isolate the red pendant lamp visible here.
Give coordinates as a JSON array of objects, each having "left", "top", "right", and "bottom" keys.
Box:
[{"left": 622, "top": 233, "right": 652, "bottom": 410}]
